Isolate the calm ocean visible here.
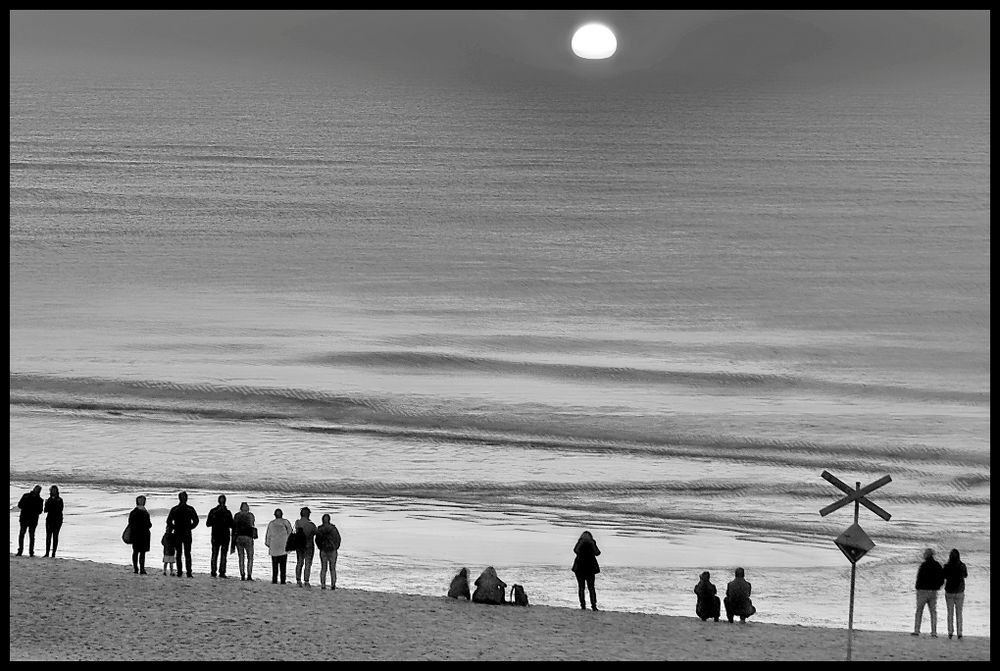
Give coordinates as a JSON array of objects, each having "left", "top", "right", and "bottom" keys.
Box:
[{"left": 9, "top": 66, "right": 989, "bottom": 636}]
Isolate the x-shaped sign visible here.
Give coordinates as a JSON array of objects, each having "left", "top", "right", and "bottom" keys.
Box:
[{"left": 819, "top": 471, "right": 892, "bottom": 521}]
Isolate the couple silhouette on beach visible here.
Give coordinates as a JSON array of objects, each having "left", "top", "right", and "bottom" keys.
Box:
[
  {"left": 912, "top": 547, "right": 968, "bottom": 640},
  {"left": 695, "top": 568, "right": 756, "bottom": 623},
  {"left": 16, "top": 485, "right": 63, "bottom": 559}
]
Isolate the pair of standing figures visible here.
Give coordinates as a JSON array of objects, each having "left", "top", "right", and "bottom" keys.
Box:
[{"left": 913, "top": 547, "right": 968, "bottom": 639}]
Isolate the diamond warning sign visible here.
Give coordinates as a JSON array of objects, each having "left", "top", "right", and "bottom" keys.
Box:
[{"left": 834, "top": 522, "right": 875, "bottom": 564}]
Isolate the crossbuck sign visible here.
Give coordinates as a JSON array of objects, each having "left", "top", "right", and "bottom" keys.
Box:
[{"left": 819, "top": 470, "right": 892, "bottom": 661}]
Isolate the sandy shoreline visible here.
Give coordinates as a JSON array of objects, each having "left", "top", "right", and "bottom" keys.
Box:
[{"left": 8, "top": 555, "right": 988, "bottom": 662}]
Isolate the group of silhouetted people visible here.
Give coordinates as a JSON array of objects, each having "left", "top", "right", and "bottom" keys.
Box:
[
  {"left": 121, "top": 491, "right": 342, "bottom": 589},
  {"left": 447, "top": 532, "right": 754, "bottom": 621},
  {"left": 14, "top": 486, "right": 974, "bottom": 636},
  {"left": 16, "top": 484, "right": 62, "bottom": 558},
  {"left": 447, "top": 530, "right": 601, "bottom": 610}
]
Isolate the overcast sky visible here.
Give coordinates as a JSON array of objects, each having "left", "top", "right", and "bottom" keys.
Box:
[{"left": 9, "top": 10, "right": 990, "bottom": 89}]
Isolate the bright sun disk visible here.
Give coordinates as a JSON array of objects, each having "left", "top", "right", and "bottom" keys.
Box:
[{"left": 571, "top": 23, "right": 617, "bottom": 60}]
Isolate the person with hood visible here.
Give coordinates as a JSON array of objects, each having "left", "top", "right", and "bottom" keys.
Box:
[
  {"left": 724, "top": 567, "right": 757, "bottom": 623},
  {"left": 912, "top": 547, "right": 945, "bottom": 637},
  {"left": 43, "top": 485, "right": 64, "bottom": 558},
  {"left": 232, "top": 502, "right": 257, "bottom": 581},
  {"left": 472, "top": 566, "right": 507, "bottom": 605},
  {"left": 942, "top": 548, "right": 968, "bottom": 640},
  {"left": 314, "top": 513, "right": 342, "bottom": 590},
  {"left": 293, "top": 507, "right": 318, "bottom": 587},
  {"left": 206, "top": 494, "right": 234, "bottom": 579},
  {"left": 166, "top": 491, "right": 199, "bottom": 578},
  {"left": 572, "top": 530, "right": 601, "bottom": 611},
  {"left": 265, "top": 508, "right": 293, "bottom": 585},
  {"left": 16, "top": 485, "right": 44, "bottom": 557},
  {"left": 447, "top": 567, "right": 471, "bottom": 600},
  {"left": 127, "top": 495, "right": 153, "bottom": 575},
  {"left": 695, "top": 571, "right": 721, "bottom": 622}
]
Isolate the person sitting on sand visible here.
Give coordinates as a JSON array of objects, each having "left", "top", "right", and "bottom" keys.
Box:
[
  {"left": 572, "top": 530, "right": 601, "bottom": 611},
  {"left": 695, "top": 571, "right": 721, "bottom": 622},
  {"left": 447, "top": 567, "right": 471, "bottom": 600},
  {"left": 724, "top": 567, "right": 756, "bottom": 623},
  {"left": 265, "top": 508, "right": 293, "bottom": 585},
  {"left": 472, "top": 566, "right": 507, "bottom": 605}
]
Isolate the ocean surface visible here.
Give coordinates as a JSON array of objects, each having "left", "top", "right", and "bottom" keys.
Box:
[{"left": 9, "top": 65, "right": 990, "bottom": 637}]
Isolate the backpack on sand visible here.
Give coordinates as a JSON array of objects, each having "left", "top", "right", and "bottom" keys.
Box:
[{"left": 510, "top": 584, "right": 529, "bottom": 607}]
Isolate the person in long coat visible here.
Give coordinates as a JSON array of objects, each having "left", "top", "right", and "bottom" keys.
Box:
[
  {"left": 572, "top": 530, "right": 601, "bottom": 611},
  {"left": 265, "top": 508, "right": 293, "bottom": 585},
  {"left": 128, "top": 495, "right": 153, "bottom": 575}
]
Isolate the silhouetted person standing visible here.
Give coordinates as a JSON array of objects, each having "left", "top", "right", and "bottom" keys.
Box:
[
  {"left": 315, "top": 513, "right": 342, "bottom": 590},
  {"left": 167, "top": 491, "right": 199, "bottom": 578},
  {"left": 206, "top": 494, "right": 234, "bottom": 579},
  {"left": 912, "top": 547, "right": 944, "bottom": 637},
  {"left": 695, "top": 571, "right": 721, "bottom": 622},
  {"left": 43, "top": 485, "right": 64, "bottom": 558},
  {"left": 16, "top": 485, "right": 44, "bottom": 557},
  {"left": 910, "top": 548, "right": 944, "bottom": 638},
  {"left": 294, "top": 507, "right": 317, "bottom": 587},
  {"left": 724, "top": 567, "right": 756, "bottom": 623},
  {"left": 942, "top": 548, "right": 968, "bottom": 640},
  {"left": 572, "top": 530, "right": 601, "bottom": 611},
  {"left": 128, "top": 495, "right": 152, "bottom": 574},
  {"left": 265, "top": 508, "right": 293, "bottom": 584},
  {"left": 232, "top": 502, "right": 257, "bottom": 581}
]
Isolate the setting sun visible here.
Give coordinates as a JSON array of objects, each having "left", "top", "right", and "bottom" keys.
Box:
[{"left": 571, "top": 23, "right": 617, "bottom": 60}]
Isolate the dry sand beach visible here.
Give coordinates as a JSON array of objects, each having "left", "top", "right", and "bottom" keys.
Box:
[{"left": 8, "top": 555, "right": 988, "bottom": 662}]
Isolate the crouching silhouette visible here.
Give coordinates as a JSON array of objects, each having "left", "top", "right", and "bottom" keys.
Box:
[
  {"left": 472, "top": 566, "right": 506, "bottom": 605},
  {"left": 695, "top": 571, "right": 721, "bottom": 622},
  {"left": 448, "top": 567, "right": 471, "bottom": 600},
  {"left": 724, "top": 567, "right": 757, "bottom": 623}
]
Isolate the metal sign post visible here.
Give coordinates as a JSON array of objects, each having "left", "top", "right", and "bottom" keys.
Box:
[{"left": 819, "top": 471, "right": 892, "bottom": 661}]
